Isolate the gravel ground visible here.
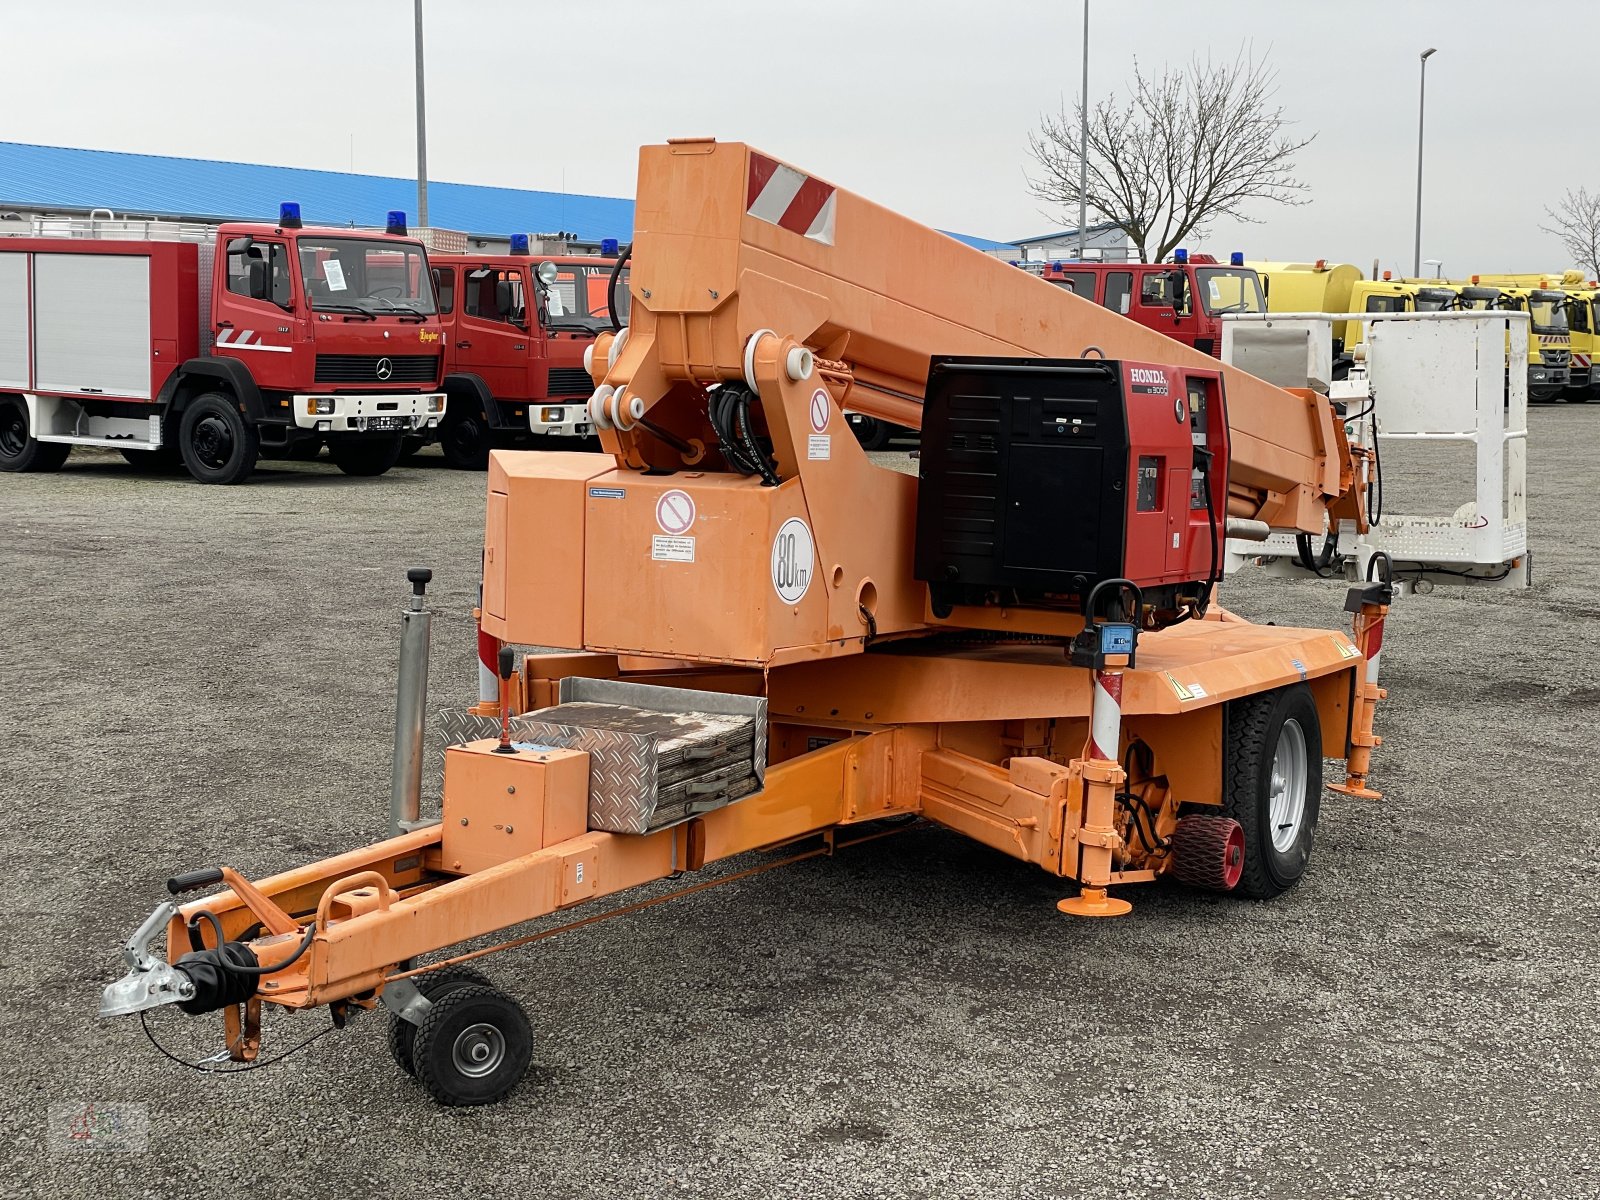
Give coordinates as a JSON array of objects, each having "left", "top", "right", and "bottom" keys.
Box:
[{"left": 2, "top": 414, "right": 1597, "bottom": 1199}]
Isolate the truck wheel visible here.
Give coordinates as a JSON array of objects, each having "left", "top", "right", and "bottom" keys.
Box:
[
  {"left": 849, "top": 414, "right": 892, "bottom": 451},
  {"left": 412, "top": 985, "right": 532, "bottom": 1106},
  {"left": 1221, "top": 684, "right": 1322, "bottom": 899},
  {"left": 439, "top": 406, "right": 492, "bottom": 470},
  {"left": 0, "top": 396, "right": 71, "bottom": 472},
  {"left": 328, "top": 436, "right": 404, "bottom": 477},
  {"left": 386, "top": 964, "right": 494, "bottom": 1076},
  {"left": 179, "top": 393, "right": 258, "bottom": 485},
  {"left": 1530, "top": 385, "right": 1561, "bottom": 404}
]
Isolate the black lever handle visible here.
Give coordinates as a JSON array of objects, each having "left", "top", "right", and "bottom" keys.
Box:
[
  {"left": 498, "top": 646, "right": 516, "bottom": 680},
  {"left": 166, "top": 867, "right": 224, "bottom": 895},
  {"left": 407, "top": 567, "right": 432, "bottom": 597}
]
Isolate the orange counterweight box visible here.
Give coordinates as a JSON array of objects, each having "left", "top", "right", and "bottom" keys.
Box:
[{"left": 438, "top": 740, "right": 590, "bottom": 875}]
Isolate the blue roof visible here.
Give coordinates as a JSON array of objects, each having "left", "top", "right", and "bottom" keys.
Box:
[
  {"left": 0, "top": 141, "right": 635, "bottom": 242},
  {"left": 941, "top": 229, "right": 1018, "bottom": 253},
  {"left": 1010, "top": 223, "right": 1122, "bottom": 245},
  {"left": 0, "top": 140, "right": 1009, "bottom": 252}
]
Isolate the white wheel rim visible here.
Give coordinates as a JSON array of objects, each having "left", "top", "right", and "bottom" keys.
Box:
[
  {"left": 452, "top": 1022, "right": 506, "bottom": 1078},
  {"left": 1268, "top": 718, "right": 1309, "bottom": 853}
]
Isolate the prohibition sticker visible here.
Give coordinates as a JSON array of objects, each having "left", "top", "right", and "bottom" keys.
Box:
[
  {"left": 771, "top": 517, "right": 814, "bottom": 604},
  {"left": 655, "top": 489, "right": 696, "bottom": 534},
  {"left": 808, "top": 388, "right": 831, "bottom": 433}
]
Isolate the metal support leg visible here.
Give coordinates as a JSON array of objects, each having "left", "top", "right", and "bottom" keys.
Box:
[{"left": 1059, "top": 667, "right": 1132, "bottom": 918}]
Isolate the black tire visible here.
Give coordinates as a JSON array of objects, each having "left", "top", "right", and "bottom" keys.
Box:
[
  {"left": 0, "top": 396, "right": 71, "bottom": 472},
  {"left": 849, "top": 414, "right": 892, "bottom": 451},
  {"left": 1566, "top": 391, "right": 1591, "bottom": 404},
  {"left": 120, "top": 444, "right": 184, "bottom": 473},
  {"left": 1221, "top": 684, "right": 1322, "bottom": 899},
  {"left": 179, "top": 392, "right": 258, "bottom": 485},
  {"left": 1530, "top": 386, "right": 1562, "bottom": 404},
  {"left": 327, "top": 435, "right": 404, "bottom": 477},
  {"left": 438, "top": 406, "right": 492, "bottom": 471},
  {"left": 385, "top": 964, "right": 494, "bottom": 1076},
  {"left": 412, "top": 985, "right": 532, "bottom": 1107}
]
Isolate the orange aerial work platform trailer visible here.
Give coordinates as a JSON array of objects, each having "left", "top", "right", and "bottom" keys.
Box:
[{"left": 101, "top": 140, "right": 1389, "bottom": 1107}]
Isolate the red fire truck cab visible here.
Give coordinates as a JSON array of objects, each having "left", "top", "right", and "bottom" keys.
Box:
[
  {"left": 0, "top": 205, "right": 447, "bottom": 484},
  {"left": 1038, "top": 252, "right": 1265, "bottom": 358},
  {"left": 428, "top": 240, "right": 626, "bottom": 469}
]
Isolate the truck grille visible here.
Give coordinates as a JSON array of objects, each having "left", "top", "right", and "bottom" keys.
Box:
[
  {"left": 314, "top": 354, "right": 439, "bottom": 384},
  {"left": 1542, "top": 348, "right": 1571, "bottom": 367},
  {"left": 547, "top": 367, "right": 595, "bottom": 396}
]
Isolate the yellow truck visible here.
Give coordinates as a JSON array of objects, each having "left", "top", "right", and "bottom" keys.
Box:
[
  {"left": 1249, "top": 261, "right": 1445, "bottom": 376},
  {"left": 1452, "top": 277, "right": 1571, "bottom": 402}
]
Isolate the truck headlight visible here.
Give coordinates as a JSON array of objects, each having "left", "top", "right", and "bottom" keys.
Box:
[
  {"left": 306, "top": 397, "right": 336, "bottom": 416},
  {"left": 427, "top": 395, "right": 446, "bottom": 413},
  {"left": 541, "top": 407, "right": 565, "bottom": 422}
]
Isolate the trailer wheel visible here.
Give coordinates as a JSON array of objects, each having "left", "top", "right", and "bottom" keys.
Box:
[
  {"left": 1222, "top": 684, "right": 1322, "bottom": 899},
  {"left": 438, "top": 406, "right": 491, "bottom": 471},
  {"left": 0, "top": 396, "right": 71, "bottom": 473},
  {"left": 179, "top": 393, "right": 258, "bottom": 485},
  {"left": 412, "top": 985, "right": 532, "bottom": 1106},
  {"left": 386, "top": 964, "right": 494, "bottom": 1076},
  {"left": 328, "top": 435, "right": 404, "bottom": 477}
]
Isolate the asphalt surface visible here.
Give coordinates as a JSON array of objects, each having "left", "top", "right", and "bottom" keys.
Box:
[{"left": 3, "top": 414, "right": 1597, "bottom": 1199}]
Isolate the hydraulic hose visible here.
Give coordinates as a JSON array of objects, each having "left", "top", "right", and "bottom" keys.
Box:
[
  {"left": 187, "top": 910, "right": 315, "bottom": 977},
  {"left": 606, "top": 243, "right": 632, "bottom": 331}
]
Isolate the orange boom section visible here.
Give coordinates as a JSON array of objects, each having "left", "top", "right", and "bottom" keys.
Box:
[{"left": 595, "top": 138, "right": 1357, "bottom": 535}]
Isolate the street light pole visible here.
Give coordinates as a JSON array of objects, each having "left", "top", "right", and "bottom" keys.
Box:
[
  {"left": 414, "top": 0, "right": 429, "bottom": 227},
  {"left": 1413, "top": 47, "right": 1437, "bottom": 278},
  {"left": 1077, "top": 0, "right": 1089, "bottom": 260}
]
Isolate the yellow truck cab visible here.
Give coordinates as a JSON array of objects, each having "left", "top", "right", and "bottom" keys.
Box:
[
  {"left": 1458, "top": 275, "right": 1572, "bottom": 401},
  {"left": 1563, "top": 282, "right": 1599, "bottom": 399}
]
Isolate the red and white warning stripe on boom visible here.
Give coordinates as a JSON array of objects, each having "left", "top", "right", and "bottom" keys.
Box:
[{"left": 746, "top": 152, "right": 837, "bottom": 245}]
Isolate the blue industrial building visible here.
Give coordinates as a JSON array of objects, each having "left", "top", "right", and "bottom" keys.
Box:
[{"left": 0, "top": 141, "right": 1015, "bottom": 255}]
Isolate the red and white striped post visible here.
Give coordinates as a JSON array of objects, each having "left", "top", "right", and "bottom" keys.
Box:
[
  {"left": 1088, "top": 669, "right": 1124, "bottom": 765},
  {"left": 472, "top": 584, "right": 503, "bottom": 717},
  {"left": 477, "top": 626, "right": 501, "bottom": 711}
]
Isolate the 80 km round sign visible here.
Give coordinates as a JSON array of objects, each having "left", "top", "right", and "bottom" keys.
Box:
[{"left": 771, "top": 517, "right": 814, "bottom": 604}]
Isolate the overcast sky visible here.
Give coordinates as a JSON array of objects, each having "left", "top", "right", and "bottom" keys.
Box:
[{"left": 2, "top": 0, "right": 1593, "bottom": 274}]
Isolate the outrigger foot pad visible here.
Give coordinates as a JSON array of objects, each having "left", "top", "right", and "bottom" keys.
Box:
[{"left": 1057, "top": 887, "right": 1132, "bottom": 918}]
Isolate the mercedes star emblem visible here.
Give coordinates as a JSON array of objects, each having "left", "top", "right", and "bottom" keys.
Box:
[{"left": 375, "top": 357, "right": 393, "bottom": 381}]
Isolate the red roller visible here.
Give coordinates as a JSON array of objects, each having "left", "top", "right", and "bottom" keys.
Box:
[{"left": 1169, "top": 815, "right": 1245, "bottom": 891}]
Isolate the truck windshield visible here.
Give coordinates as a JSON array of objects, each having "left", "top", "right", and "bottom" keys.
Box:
[
  {"left": 1195, "top": 268, "right": 1264, "bottom": 316},
  {"left": 542, "top": 262, "right": 629, "bottom": 331},
  {"left": 297, "top": 238, "right": 437, "bottom": 315},
  {"left": 1458, "top": 289, "right": 1503, "bottom": 311},
  {"left": 1414, "top": 289, "right": 1456, "bottom": 312},
  {"left": 1528, "top": 292, "right": 1569, "bottom": 334},
  {"left": 1047, "top": 271, "right": 1097, "bottom": 298}
]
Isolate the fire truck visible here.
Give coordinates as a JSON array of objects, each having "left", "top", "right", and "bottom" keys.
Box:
[
  {"left": 1038, "top": 251, "right": 1266, "bottom": 358},
  {"left": 428, "top": 239, "right": 627, "bottom": 469},
  {"left": 0, "top": 205, "right": 447, "bottom": 484}
]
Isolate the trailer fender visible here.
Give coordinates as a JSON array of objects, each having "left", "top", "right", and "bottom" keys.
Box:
[
  {"left": 442, "top": 374, "right": 510, "bottom": 430},
  {"left": 160, "top": 358, "right": 267, "bottom": 422}
]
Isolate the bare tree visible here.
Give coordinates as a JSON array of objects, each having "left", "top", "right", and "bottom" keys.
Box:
[
  {"left": 1027, "top": 49, "right": 1314, "bottom": 263},
  {"left": 1541, "top": 188, "right": 1600, "bottom": 280}
]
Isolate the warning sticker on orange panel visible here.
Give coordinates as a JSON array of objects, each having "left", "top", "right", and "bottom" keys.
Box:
[{"left": 651, "top": 535, "right": 695, "bottom": 563}]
